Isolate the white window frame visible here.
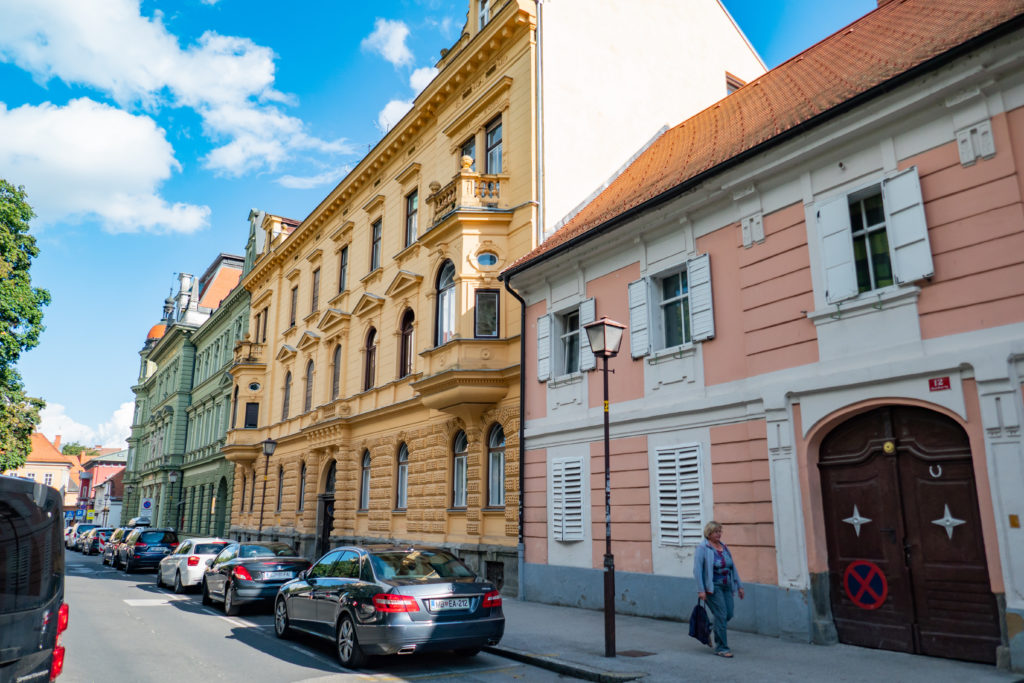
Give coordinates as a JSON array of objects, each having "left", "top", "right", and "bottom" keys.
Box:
[
  {"left": 655, "top": 444, "right": 704, "bottom": 547},
  {"left": 551, "top": 456, "right": 584, "bottom": 542},
  {"left": 479, "top": 0, "right": 491, "bottom": 29},
  {"left": 628, "top": 253, "right": 714, "bottom": 359},
  {"left": 452, "top": 431, "right": 468, "bottom": 508},
  {"left": 487, "top": 425, "right": 505, "bottom": 507},
  {"left": 359, "top": 451, "right": 371, "bottom": 510},
  {"left": 396, "top": 445, "right": 409, "bottom": 510}
]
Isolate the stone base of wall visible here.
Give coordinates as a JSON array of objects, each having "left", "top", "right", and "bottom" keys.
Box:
[{"left": 523, "top": 562, "right": 812, "bottom": 642}]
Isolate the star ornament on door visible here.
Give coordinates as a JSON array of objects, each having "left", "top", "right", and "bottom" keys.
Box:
[
  {"left": 842, "top": 504, "right": 871, "bottom": 537},
  {"left": 931, "top": 504, "right": 965, "bottom": 539}
]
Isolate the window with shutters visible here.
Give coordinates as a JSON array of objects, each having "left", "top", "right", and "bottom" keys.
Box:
[
  {"left": 551, "top": 456, "right": 584, "bottom": 542},
  {"left": 655, "top": 445, "right": 704, "bottom": 547},
  {"left": 536, "top": 299, "right": 595, "bottom": 382},
  {"left": 560, "top": 310, "right": 580, "bottom": 375},
  {"left": 627, "top": 254, "right": 714, "bottom": 359},
  {"left": 817, "top": 166, "right": 932, "bottom": 306}
]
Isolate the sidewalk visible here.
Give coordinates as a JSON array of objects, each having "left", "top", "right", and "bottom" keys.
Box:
[{"left": 486, "top": 598, "right": 1021, "bottom": 683}]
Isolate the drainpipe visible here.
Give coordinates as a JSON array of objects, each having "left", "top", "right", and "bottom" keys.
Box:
[
  {"left": 534, "top": 0, "right": 545, "bottom": 246},
  {"left": 502, "top": 273, "right": 528, "bottom": 601}
]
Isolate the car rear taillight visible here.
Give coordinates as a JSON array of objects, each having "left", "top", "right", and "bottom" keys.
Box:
[
  {"left": 134, "top": 542, "right": 147, "bottom": 549},
  {"left": 372, "top": 593, "right": 420, "bottom": 613},
  {"left": 57, "top": 603, "right": 69, "bottom": 634},
  {"left": 50, "top": 644, "right": 65, "bottom": 680},
  {"left": 482, "top": 590, "right": 502, "bottom": 608},
  {"left": 187, "top": 555, "right": 200, "bottom": 567},
  {"left": 169, "top": 542, "right": 178, "bottom": 548},
  {"left": 233, "top": 566, "right": 253, "bottom": 581}
]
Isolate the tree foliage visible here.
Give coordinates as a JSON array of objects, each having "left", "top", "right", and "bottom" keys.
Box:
[
  {"left": 61, "top": 442, "right": 96, "bottom": 457},
  {"left": 0, "top": 179, "right": 50, "bottom": 471}
]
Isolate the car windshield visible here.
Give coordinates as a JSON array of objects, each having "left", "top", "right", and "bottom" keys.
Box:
[
  {"left": 139, "top": 531, "right": 176, "bottom": 544},
  {"left": 239, "top": 543, "right": 294, "bottom": 558},
  {"left": 369, "top": 549, "right": 475, "bottom": 580},
  {"left": 195, "top": 543, "right": 229, "bottom": 555}
]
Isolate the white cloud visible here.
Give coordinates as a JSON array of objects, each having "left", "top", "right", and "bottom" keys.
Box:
[
  {"left": 276, "top": 166, "right": 349, "bottom": 190},
  {"left": 0, "top": 99, "right": 209, "bottom": 233},
  {"left": 0, "top": 0, "right": 348, "bottom": 176},
  {"left": 38, "top": 401, "right": 133, "bottom": 450},
  {"left": 377, "top": 99, "right": 412, "bottom": 133},
  {"left": 410, "top": 66, "right": 438, "bottom": 94},
  {"left": 361, "top": 18, "right": 414, "bottom": 68}
]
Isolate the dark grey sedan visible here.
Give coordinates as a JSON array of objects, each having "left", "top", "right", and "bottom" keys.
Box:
[
  {"left": 201, "top": 542, "right": 311, "bottom": 616},
  {"left": 273, "top": 545, "right": 504, "bottom": 667}
]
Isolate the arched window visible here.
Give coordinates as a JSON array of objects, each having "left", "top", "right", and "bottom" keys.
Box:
[
  {"left": 452, "top": 431, "right": 468, "bottom": 508},
  {"left": 276, "top": 465, "right": 284, "bottom": 511},
  {"left": 364, "top": 328, "right": 377, "bottom": 392},
  {"left": 323, "top": 460, "right": 336, "bottom": 495},
  {"left": 396, "top": 444, "right": 409, "bottom": 510},
  {"left": 298, "top": 463, "right": 307, "bottom": 511},
  {"left": 359, "top": 450, "right": 371, "bottom": 510},
  {"left": 282, "top": 371, "right": 292, "bottom": 420},
  {"left": 399, "top": 309, "right": 415, "bottom": 378},
  {"left": 436, "top": 260, "right": 456, "bottom": 346},
  {"left": 488, "top": 424, "right": 506, "bottom": 507},
  {"left": 331, "top": 344, "right": 342, "bottom": 400},
  {"left": 304, "top": 360, "right": 315, "bottom": 413}
]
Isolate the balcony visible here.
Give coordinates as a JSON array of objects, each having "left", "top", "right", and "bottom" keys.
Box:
[
  {"left": 234, "top": 340, "right": 264, "bottom": 364},
  {"left": 427, "top": 162, "right": 508, "bottom": 229}
]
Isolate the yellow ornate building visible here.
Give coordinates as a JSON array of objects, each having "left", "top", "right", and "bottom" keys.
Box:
[{"left": 223, "top": 0, "right": 766, "bottom": 592}]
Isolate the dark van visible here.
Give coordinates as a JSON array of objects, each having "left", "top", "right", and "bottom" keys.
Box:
[{"left": 0, "top": 475, "right": 69, "bottom": 681}]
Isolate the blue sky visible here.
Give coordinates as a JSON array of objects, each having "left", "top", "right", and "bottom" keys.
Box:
[{"left": 2, "top": 0, "right": 874, "bottom": 449}]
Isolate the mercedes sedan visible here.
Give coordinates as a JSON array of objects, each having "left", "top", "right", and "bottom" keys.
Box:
[{"left": 273, "top": 545, "right": 504, "bottom": 668}]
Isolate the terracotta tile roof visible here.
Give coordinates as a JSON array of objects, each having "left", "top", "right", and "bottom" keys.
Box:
[
  {"left": 26, "top": 432, "right": 73, "bottom": 465},
  {"left": 506, "top": 0, "right": 1024, "bottom": 273}
]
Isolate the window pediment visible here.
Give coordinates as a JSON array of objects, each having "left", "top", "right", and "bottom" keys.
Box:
[
  {"left": 317, "top": 308, "right": 351, "bottom": 335},
  {"left": 285, "top": 267, "right": 302, "bottom": 282},
  {"left": 331, "top": 221, "right": 354, "bottom": 242},
  {"left": 305, "top": 248, "right": 323, "bottom": 263},
  {"left": 394, "top": 162, "right": 421, "bottom": 186},
  {"left": 352, "top": 293, "right": 385, "bottom": 317},
  {"left": 296, "top": 331, "right": 321, "bottom": 352},
  {"left": 362, "top": 194, "right": 385, "bottom": 215},
  {"left": 385, "top": 270, "right": 424, "bottom": 298},
  {"left": 442, "top": 76, "right": 512, "bottom": 141},
  {"left": 276, "top": 344, "right": 297, "bottom": 361}
]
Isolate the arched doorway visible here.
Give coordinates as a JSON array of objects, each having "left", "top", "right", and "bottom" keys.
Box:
[
  {"left": 213, "top": 478, "right": 228, "bottom": 537},
  {"left": 315, "top": 461, "right": 336, "bottom": 558},
  {"left": 819, "top": 405, "right": 1000, "bottom": 663}
]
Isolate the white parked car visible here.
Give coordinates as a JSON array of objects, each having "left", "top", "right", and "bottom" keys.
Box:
[{"left": 157, "top": 537, "right": 231, "bottom": 594}]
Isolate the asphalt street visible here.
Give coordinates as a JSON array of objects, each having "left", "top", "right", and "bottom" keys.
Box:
[{"left": 60, "top": 548, "right": 568, "bottom": 682}]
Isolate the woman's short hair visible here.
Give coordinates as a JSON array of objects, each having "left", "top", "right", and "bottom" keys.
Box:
[{"left": 703, "top": 521, "right": 723, "bottom": 538}]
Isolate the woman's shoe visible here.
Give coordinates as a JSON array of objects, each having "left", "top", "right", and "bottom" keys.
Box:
[{"left": 715, "top": 650, "right": 734, "bottom": 658}]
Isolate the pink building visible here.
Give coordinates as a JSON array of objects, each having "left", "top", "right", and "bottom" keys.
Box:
[{"left": 503, "top": 0, "right": 1024, "bottom": 671}]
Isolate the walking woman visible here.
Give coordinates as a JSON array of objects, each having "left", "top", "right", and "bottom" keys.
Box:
[{"left": 695, "top": 521, "right": 744, "bottom": 657}]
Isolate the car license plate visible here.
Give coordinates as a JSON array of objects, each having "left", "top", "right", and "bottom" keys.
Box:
[
  {"left": 159, "top": 548, "right": 171, "bottom": 554},
  {"left": 262, "top": 571, "right": 294, "bottom": 580},
  {"left": 429, "top": 597, "right": 471, "bottom": 611}
]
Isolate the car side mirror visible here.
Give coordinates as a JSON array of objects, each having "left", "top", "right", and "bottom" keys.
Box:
[{"left": 297, "top": 569, "right": 308, "bottom": 580}]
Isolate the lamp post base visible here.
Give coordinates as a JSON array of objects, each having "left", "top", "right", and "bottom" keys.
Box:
[{"left": 604, "top": 553, "right": 616, "bottom": 657}]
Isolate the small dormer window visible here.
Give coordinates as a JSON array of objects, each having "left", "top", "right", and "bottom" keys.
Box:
[{"left": 479, "top": 0, "right": 491, "bottom": 29}]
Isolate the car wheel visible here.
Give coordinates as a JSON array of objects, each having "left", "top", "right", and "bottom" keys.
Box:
[
  {"left": 454, "top": 648, "right": 481, "bottom": 657},
  {"left": 174, "top": 572, "right": 186, "bottom": 595},
  {"left": 201, "top": 579, "right": 213, "bottom": 606},
  {"left": 336, "top": 614, "right": 366, "bottom": 668},
  {"left": 156, "top": 568, "right": 164, "bottom": 588},
  {"left": 124, "top": 558, "right": 134, "bottom": 574},
  {"left": 274, "top": 598, "right": 292, "bottom": 639},
  {"left": 224, "top": 582, "right": 240, "bottom": 616}
]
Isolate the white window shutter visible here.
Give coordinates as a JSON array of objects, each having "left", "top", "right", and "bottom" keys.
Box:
[
  {"left": 537, "top": 314, "right": 551, "bottom": 382},
  {"left": 579, "top": 298, "right": 596, "bottom": 371},
  {"left": 882, "top": 166, "right": 933, "bottom": 284},
  {"left": 627, "top": 279, "right": 649, "bottom": 358},
  {"left": 656, "top": 445, "right": 702, "bottom": 547},
  {"left": 552, "top": 457, "right": 584, "bottom": 542},
  {"left": 688, "top": 253, "right": 715, "bottom": 342},
  {"left": 817, "top": 194, "right": 858, "bottom": 303}
]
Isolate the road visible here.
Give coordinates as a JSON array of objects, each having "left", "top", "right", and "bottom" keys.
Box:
[{"left": 60, "top": 549, "right": 567, "bottom": 682}]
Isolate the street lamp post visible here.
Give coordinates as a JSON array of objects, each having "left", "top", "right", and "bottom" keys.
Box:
[
  {"left": 258, "top": 439, "right": 277, "bottom": 539},
  {"left": 583, "top": 316, "right": 626, "bottom": 658}
]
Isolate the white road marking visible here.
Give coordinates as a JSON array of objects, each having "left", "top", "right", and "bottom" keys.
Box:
[{"left": 123, "top": 597, "right": 190, "bottom": 606}]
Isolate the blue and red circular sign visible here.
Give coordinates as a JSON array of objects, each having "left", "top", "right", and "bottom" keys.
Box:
[{"left": 843, "top": 560, "right": 888, "bottom": 610}]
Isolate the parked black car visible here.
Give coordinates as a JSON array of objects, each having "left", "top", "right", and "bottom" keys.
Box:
[
  {"left": 119, "top": 528, "right": 179, "bottom": 573},
  {"left": 0, "top": 475, "right": 69, "bottom": 680},
  {"left": 102, "top": 527, "right": 131, "bottom": 566},
  {"left": 201, "top": 542, "right": 310, "bottom": 616},
  {"left": 274, "top": 545, "right": 504, "bottom": 667},
  {"left": 65, "top": 522, "right": 98, "bottom": 550}
]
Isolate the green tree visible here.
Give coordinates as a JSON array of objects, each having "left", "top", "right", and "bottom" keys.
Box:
[
  {"left": 0, "top": 179, "right": 50, "bottom": 471},
  {"left": 61, "top": 442, "right": 96, "bottom": 457}
]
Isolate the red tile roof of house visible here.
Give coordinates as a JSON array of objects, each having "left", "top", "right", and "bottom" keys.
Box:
[
  {"left": 506, "top": 0, "right": 1024, "bottom": 273},
  {"left": 27, "top": 432, "right": 72, "bottom": 465}
]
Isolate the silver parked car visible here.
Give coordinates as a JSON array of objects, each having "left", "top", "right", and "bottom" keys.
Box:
[
  {"left": 274, "top": 545, "right": 504, "bottom": 667},
  {"left": 156, "top": 538, "right": 230, "bottom": 593}
]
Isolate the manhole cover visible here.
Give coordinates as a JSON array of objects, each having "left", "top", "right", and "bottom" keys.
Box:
[{"left": 617, "top": 650, "right": 654, "bottom": 658}]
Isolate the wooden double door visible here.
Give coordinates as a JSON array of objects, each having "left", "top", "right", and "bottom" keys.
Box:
[{"left": 819, "top": 406, "right": 1001, "bottom": 664}]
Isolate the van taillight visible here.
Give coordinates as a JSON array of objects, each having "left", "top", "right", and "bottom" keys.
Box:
[
  {"left": 57, "top": 603, "right": 69, "bottom": 633},
  {"left": 187, "top": 556, "right": 200, "bottom": 566},
  {"left": 482, "top": 590, "right": 502, "bottom": 608},
  {"left": 49, "top": 644, "right": 65, "bottom": 680}
]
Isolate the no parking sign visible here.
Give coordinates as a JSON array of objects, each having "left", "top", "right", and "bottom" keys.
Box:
[{"left": 843, "top": 560, "right": 888, "bottom": 610}]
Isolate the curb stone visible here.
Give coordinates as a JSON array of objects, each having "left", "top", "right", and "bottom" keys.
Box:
[{"left": 484, "top": 645, "right": 647, "bottom": 682}]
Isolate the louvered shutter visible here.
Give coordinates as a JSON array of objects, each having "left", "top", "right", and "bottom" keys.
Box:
[
  {"left": 579, "top": 298, "right": 596, "bottom": 371},
  {"left": 882, "top": 166, "right": 933, "bottom": 284},
  {"left": 818, "top": 194, "right": 858, "bottom": 303},
  {"left": 656, "top": 446, "right": 703, "bottom": 547},
  {"left": 627, "top": 279, "right": 649, "bottom": 358},
  {"left": 688, "top": 254, "right": 715, "bottom": 342},
  {"left": 537, "top": 314, "right": 551, "bottom": 382},
  {"left": 552, "top": 457, "right": 584, "bottom": 542}
]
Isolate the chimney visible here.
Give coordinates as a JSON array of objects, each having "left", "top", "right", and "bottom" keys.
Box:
[{"left": 54, "top": 434, "right": 61, "bottom": 450}]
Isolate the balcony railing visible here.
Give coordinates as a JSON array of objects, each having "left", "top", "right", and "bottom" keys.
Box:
[
  {"left": 234, "top": 340, "right": 264, "bottom": 364},
  {"left": 428, "top": 162, "right": 505, "bottom": 227}
]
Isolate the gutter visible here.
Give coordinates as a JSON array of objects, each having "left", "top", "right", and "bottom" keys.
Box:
[
  {"left": 500, "top": 13, "right": 1024, "bottom": 282},
  {"left": 502, "top": 273, "right": 528, "bottom": 601},
  {"left": 535, "top": 0, "right": 545, "bottom": 246}
]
